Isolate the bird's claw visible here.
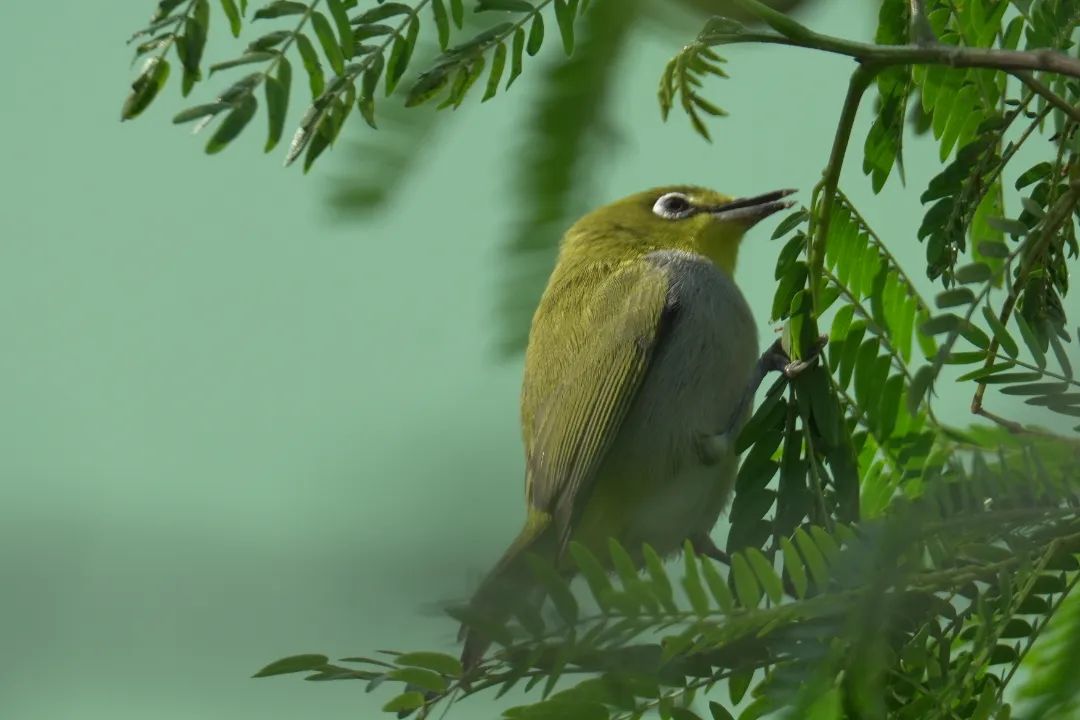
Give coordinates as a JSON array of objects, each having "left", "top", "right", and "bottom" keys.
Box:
[
  {"left": 690, "top": 533, "right": 731, "bottom": 566},
  {"left": 762, "top": 334, "right": 828, "bottom": 380}
]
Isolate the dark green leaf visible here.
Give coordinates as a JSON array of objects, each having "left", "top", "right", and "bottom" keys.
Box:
[
  {"left": 205, "top": 93, "right": 257, "bottom": 153},
  {"left": 354, "top": 2, "right": 412, "bottom": 23},
  {"left": 385, "top": 16, "right": 419, "bottom": 95},
  {"left": 780, "top": 536, "right": 807, "bottom": 599},
  {"left": 1015, "top": 162, "right": 1051, "bottom": 189},
  {"left": 358, "top": 52, "right": 383, "bottom": 127},
  {"left": 173, "top": 101, "right": 231, "bottom": 123},
  {"left": 353, "top": 23, "right": 394, "bottom": 40},
  {"left": 936, "top": 288, "right": 976, "bottom": 308},
  {"left": 264, "top": 59, "right": 290, "bottom": 151},
  {"left": 921, "top": 314, "right": 960, "bottom": 335},
  {"left": 152, "top": 0, "right": 187, "bottom": 22},
  {"left": 505, "top": 699, "right": 609, "bottom": 720},
  {"left": 1014, "top": 313, "right": 1047, "bottom": 369},
  {"left": 1000, "top": 381, "right": 1070, "bottom": 396},
  {"left": 956, "top": 362, "right": 1016, "bottom": 382},
  {"left": 730, "top": 552, "right": 761, "bottom": 608},
  {"left": 441, "top": 57, "right": 485, "bottom": 109},
  {"left": 955, "top": 263, "right": 993, "bottom": 284},
  {"left": 395, "top": 651, "right": 462, "bottom": 677},
  {"left": 526, "top": 13, "right": 544, "bottom": 55},
  {"left": 700, "top": 552, "right": 734, "bottom": 612},
  {"left": 432, "top": 0, "right": 450, "bottom": 49},
  {"left": 482, "top": 41, "right": 507, "bottom": 101},
  {"left": 960, "top": 320, "right": 991, "bottom": 350},
  {"left": 985, "top": 217, "right": 1028, "bottom": 236},
  {"left": 253, "top": 653, "right": 329, "bottom": 677},
  {"left": 388, "top": 667, "right": 447, "bottom": 692},
  {"left": 976, "top": 241, "right": 1009, "bottom": 258},
  {"left": 682, "top": 541, "right": 710, "bottom": 616},
  {"left": 837, "top": 320, "right": 866, "bottom": 390},
  {"left": 771, "top": 261, "right": 807, "bottom": 321},
  {"left": 982, "top": 306, "right": 1019, "bottom": 358},
  {"left": 178, "top": 1, "right": 209, "bottom": 94},
  {"left": 312, "top": 12, "right": 345, "bottom": 75},
  {"left": 642, "top": 543, "right": 676, "bottom": 612},
  {"left": 382, "top": 692, "right": 425, "bottom": 713},
  {"left": 805, "top": 368, "right": 840, "bottom": 447},
  {"left": 248, "top": 29, "right": 292, "bottom": 50},
  {"left": 745, "top": 548, "right": 782, "bottom": 603},
  {"left": 405, "top": 66, "right": 450, "bottom": 106},
  {"left": 253, "top": 1, "right": 307, "bottom": 20},
  {"left": 525, "top": 554, "right": 578, "bottom": 625},
  {"left": 976, "top": 371, "right": 1043, "bottom": 384},
  {"left": 710, "top": 702, "right": 736, "bottom": 720},
  {"left": 220, "top": 0, "right": 243, "bottom": 37},
  {"left": 210, "top": 51, "right": 277, "bottom": 74},
  {"left": 772, "top": 209, "right": 809, "bottom": 239},
  {"left": 295, "top": 33, "right": 325, "bottom": 98},
  {"left": 942, "top": 350, "right": 986, "bottom": 364},
  {"left": 670, "top": 710, "right": 704, "bottom": 720},
  {"left": 553, "top": 0, "right": 577, "bottom": 55},
  {"left": 1050, "top": 334, "right": 1073, "bottom": 379},
  {"left": 988, "top": 645, "right": 1018, "bottom": 665},
  {"left": 477, "top": 0, "right": 535, "bottom": 11},
  {"left": 793, "top": 527, "right": 828, "bottom": 589},
  {"left": 569, "top": 542, "right": 613, "bottom": 609},
  {"left": 325, "top": 0, "right": 354, "bottom": 58},
  {"left": 729, "top": 671, "right": 753, "bottom": 704},
  {"left": 450, "top": 0, "right": 464, "bottom": 27},
  {"left": 121, "top": 57, "right": 171, "bottom": 120}
]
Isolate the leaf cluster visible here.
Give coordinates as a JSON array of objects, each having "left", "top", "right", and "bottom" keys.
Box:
[
  {"left": 257, "top": 452, "right": 1080, "bottom": 719},
  {"left": 123, "top": 0, "right": 591, "bottom": 170},
  {"left": 146, "top": 0, "right": 1080, "bottom": 716}
]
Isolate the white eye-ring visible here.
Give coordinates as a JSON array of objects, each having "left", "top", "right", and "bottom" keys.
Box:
[{"left": 652, "top": 192, "right": 694, "bottom": 219}]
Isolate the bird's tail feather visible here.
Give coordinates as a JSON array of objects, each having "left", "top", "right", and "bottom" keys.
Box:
[{"left": 459, "top": 512, "right": 553, "bottom": 671}]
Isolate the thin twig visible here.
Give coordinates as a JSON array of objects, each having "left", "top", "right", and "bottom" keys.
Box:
[
  {"left": 809, "top": 64, "right": 878, "bottom": 318},
  {"left": 970, "top": 184, "right": 1080, "bottom": 430},
  {"left": 1014, "top": 71, "right": 1080, "bottom": 124}
]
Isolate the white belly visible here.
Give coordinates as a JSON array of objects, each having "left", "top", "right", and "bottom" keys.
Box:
[{"left": 593, "top": 250, "right": 758, "bottom": 555}]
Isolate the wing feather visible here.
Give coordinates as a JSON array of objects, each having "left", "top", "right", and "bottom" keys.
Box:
[{"left": 523, "top": 261, "right": 674, "bottom": 552}]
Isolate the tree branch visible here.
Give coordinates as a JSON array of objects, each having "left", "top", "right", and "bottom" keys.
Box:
[
  {"left": 808, "top": 64, "right": 877, "bottom": 316},
  {"left": 718, "top": 0, "right": 1080, "bottom": 80},
  {"left": 1014, "top": 71, "right": 1080, "bottom": 124}
]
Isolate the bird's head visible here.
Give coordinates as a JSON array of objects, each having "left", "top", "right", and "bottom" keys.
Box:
[{"left": 562, "top": 185, "right": 796, "bottom": 275}]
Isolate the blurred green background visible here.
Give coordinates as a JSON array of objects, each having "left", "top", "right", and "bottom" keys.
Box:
[{"left": 1, "top": 2, "right": 1067, "bottom": 718}]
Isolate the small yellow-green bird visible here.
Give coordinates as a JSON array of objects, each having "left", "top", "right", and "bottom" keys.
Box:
[{"left": 461, "top": 185, "right": 796, "bottom": 668}]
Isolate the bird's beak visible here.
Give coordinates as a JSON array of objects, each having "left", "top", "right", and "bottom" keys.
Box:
[{"left": 709, "top": 188, "right": 797, "bottom": 226}]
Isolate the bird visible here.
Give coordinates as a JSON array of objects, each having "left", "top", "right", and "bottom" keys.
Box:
[{"left": 459, "top": 185, "right": 798, "bottom": 670}]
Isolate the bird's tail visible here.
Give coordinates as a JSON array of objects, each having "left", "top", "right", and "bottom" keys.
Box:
[{"left": 459, "top": 511, "right": 554, "bottom": 672}]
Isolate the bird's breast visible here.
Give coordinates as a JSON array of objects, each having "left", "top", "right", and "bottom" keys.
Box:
[{"left": 588, "top": 249, "right": 759, "bottom": 554}]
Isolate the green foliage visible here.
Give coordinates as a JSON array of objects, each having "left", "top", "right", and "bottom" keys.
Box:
[
  {"left": 123, "top": 0, "right": 589, "bottom": 170},
  {"left": 657, "top": 17, "right": 733, "bottom": 141},
  {"left": 496, "top": 0, "right": 640, "bottom": 354},
  {"left": 257, "top": 468, "right": 1080, "bottom": 718},
  {"left": 118, "top": 0, "right": 1080, "bottom": 717}
]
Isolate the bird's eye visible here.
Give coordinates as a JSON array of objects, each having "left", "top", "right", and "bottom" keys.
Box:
[{"left": 652, "top": 192, "right": 693, "bottom": 219}]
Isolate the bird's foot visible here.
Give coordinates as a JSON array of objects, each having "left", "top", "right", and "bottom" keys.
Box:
[
  {"left": 761, "top": 334, "right": 828, "bottom": 379},
  {"left": 690, "top": 532, "right": 731, "bottom": 566}
]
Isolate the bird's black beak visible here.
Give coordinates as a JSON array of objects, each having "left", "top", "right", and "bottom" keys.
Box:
[{"left": 709, "top": 188, "right": 797, "bottom": 226}]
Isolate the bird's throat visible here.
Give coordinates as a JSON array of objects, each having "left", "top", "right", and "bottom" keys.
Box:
[{"left": 694, "top": 236, "right": 739, "bottom": 276}]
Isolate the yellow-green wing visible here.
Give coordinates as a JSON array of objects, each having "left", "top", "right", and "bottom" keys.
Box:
[{"left": 523, "top": 261, "right": 674, "bottom": 552}]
